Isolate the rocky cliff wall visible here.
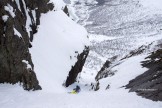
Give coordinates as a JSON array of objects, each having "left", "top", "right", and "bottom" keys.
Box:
[
  {"left": 126, "top": 47, "right": 162, "bottom": 101},
  {"left": 0, "top": 0, "right": 89, "bottom": 90},
  {"left": 0, "top": 0, "right": 53, "bottom": 90}
]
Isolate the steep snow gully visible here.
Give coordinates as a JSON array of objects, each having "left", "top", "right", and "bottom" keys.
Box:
[
  {"left": 0, "top": 0, "right": 162, "bottom": 108},
  {"left": 70, "top": 0, "right": 162, "bottom": 104}
]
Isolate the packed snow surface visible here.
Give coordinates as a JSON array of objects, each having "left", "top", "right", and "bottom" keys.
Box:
[
  {"left": 30, "top": 10, "right": 88, "bottom": 93},
  {"left": 141, "top": 0, "right": 162, "bottom": 10},
  {"left": 0, "top": 54, "right": 162, "bottom": 108}
]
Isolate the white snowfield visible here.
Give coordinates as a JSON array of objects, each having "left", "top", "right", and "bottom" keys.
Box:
[
  {"left": 0, "top": 0, "right": 162, "bottom": 108},
  {"left": 141, "top": 0, "right": 162, "bottom": 10},
  {"left": 0, "top": 54, "right": 162, "bottom": 108},
  {"left": 30, "top": 0, "right": 89, "bottom": 93}
]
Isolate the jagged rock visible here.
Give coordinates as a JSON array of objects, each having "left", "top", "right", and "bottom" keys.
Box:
[
  {"left": 65, "top": 47, "right": 89, "bottom": 87},
  {"left": 95, "top": 60, "right": 111, "bottom": 81},
  {"left": 91, "top": 81, "right": 100, "bottom": 91},
  {"left": 0, "top": 0, "right": 53, "bottom": 90},
  {"left": 126, "top": 49, "right": 162, "bottom": 101},
  {"left": 63, "top": 5, "right": 69, "bottom": 16},
  {"left": 21, "top": 68, "right": 41, "bottom": 90},
  {"left": 121, "top": 43, "right": 153, "bottom": 61},
  {"left": 95, "top": 56, "right": 121, "bottom": 82}
]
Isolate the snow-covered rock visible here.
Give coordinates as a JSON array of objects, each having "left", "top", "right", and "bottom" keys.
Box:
[
  {"left": 30, "top": 0, "right": 89, "bottom": 92},
  {"left": 0, "top": 0, "right": 89, "bottom": 91}
]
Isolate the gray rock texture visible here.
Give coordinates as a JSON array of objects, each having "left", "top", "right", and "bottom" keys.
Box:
[
  {"left": 126, "top": 48, "right": 162, "bottom": 101},
  {"left": 0, "top": 0, "right": 54, "bottom": 90},
  {"left": 65, "top": 47, "right": 89, "bottom": 87}
]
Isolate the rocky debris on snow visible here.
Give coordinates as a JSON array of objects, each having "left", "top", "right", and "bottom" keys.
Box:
[
  {"left": 95, "top": 60, "right": 111, "bottom": 81},
  {"left": 0, "top": 0, "right": 54, "bottom": 90},
  {"left": 126, "top": 48, "right": 162, "bottom": 101},
  {"left": 121, "top": 43, "right": 153, "bottom": 61},
  {"left": 91, "top": 81, "right": 100, "bottom": 91},
  {"left": 94, "top": 43, "right": 158, "bottom": 91},
  {"left": 95, "top": 56, "right": 120, "bottom": 82},
  {"left": 65, "top": 47, "right": 89, "bottom": 87}
]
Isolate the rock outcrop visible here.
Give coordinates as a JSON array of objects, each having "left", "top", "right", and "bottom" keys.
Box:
[
  {"left": 95, "top": 60, "right": 111, "bottom": 81},
  {"left": 126, "top": 48, "right": 162, "bottom": 101},
  {"left": 0, "top": 0, "right": 53, "bottom": 90},
  {"left": 63, "top": 5, "right": 69, "bottom": 16},
  {"left": 65, "top": 47, "right": 89, "bottom": 87},
  {"left": 0, "top": 0, "right": 90, "bottom": 90}
]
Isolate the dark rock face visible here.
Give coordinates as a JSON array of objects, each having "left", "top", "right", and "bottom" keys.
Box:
[
  {"left": 0, "top": 0, "right": 53, "bottom": 90},
  {"left": 95, "top": 43, "right": 155, "bottom": 82},
  {"left": 95, "top": 60, "right": 111, "bottom": 81},
  {"left": 65, "top": 47, "right": 89, "bottom": 87},
  {"left": 121, "top": 43, "right": 153, "bottom": 61},
  {"left": 63, "top": 5, "right": 69, "bottom": 16},
  {"left": 126, "top": 49, "right": 162, "bottom": 101},
  {"left": 95, "top": 55, "right": 118, "bottom": 82},
  {"left": 91, "top": 81, "right": 100, "bottom": 91}
]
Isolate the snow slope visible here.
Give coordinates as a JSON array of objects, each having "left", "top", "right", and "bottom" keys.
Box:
[
  {"left": 75, "top": 0, "right": 162, "bottom": 86},
  {"left": 141, "top": 0, "right": 162, "bottom": 10},
  {"left": 29, "top": 1, "right": 88, "bottom": 93},
  {"left": 0, "top": 54, "right": 162, "bottom": 108},
  {"left": 0, "top": 0, "right": 162, "bottom": 108}
]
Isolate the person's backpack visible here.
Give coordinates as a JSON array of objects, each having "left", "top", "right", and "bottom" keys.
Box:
[{"left": 74, "top": 85, "right": 80, "bottom": 93}]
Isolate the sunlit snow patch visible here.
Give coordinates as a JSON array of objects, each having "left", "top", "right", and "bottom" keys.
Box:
[
  {"left": 140, "top": 0, "right": 162, "bottom": 10},
  {"left": 4, "top": 4, "right": 15, "bottom": 18},
  {"left": 2, "top": 15, "right": 9, "bottom": 22},
  {"left": 89, "top": 34, "right": 123, "bottom": 42},
  {"left": 14, "top": 28, "right": 22, "bottom": 38}
]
